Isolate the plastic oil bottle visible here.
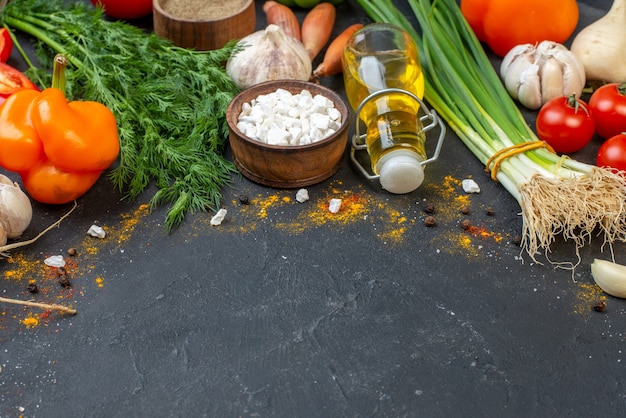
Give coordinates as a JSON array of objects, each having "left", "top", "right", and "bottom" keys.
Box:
[{"left": 343, "top": 23, "right": 427, "bottom": 194}]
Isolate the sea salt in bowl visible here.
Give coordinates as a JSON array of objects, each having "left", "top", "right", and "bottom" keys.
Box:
[
  {"left": 153, "top": 0, "right": 255, "bottom": 51},
  {"left": 226, "top": 80, "right": 350, "bottom": 188}
]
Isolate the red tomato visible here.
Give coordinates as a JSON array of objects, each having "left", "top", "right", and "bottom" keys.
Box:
[
  {"left": 0, "top": 62, "right": 39, "bottom": 100},
  {"left": 596, "top": 133, "right": 626, "bottom": 172},
  {"left": 0, "top": 28, "right": 13, "bottom": 63},
  {"left": 536, "top": 95, "right": 595, "bottom": 154},
  {"left": 588, "top": 82, "right": 626, "bottom": 139},
  {"left": 91, "top": 0, "right": 153, "bottom": 20}
]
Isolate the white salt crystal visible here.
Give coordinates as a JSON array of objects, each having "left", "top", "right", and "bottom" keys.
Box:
[
  {"left": 87, "top": 224, "right": 106, "bottom": 238},
  {"left": 329, "top": 198, "right": 342, "bottom": 213},
  {"left": 211, "top": 208, "right": 228, "bottom": 226},
  {"left": 296, "top": 189, "right": 309, "bottom": 203},
  {"left": 44, "top": 255, "right": 66, "bottom": 268},
  {"left": 462, "top": 179, "right": 481, "bottom": 193},
  {"left": 310, "top": 113, "right": 331, "bottom": 130},
  {"left": 327, "top": 107, "right": 342, "bottom": 121},
  {"left": 237, "top": 88, "right": 342, "bottom": 146}
]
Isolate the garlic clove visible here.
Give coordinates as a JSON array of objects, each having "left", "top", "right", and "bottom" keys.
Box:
[
  {"left": 591, "top": 258, "right": 626, "bottom": 298},
  {"left": 552, "top": 45, "right": 586, "bottom": 89},
  {"left": 500, "top": 44, "right": 529, "bottom": 76},
  {"left": 561, "top": 63, "right": 585, "bottom": 99},
  {"left": 500, "top": 44, "right": 532, "bottom": 99},
  {"left": 517, "top": 64, "right": 542, "bottom": 110},
  {"left": 540, "top": 57, "right": 565, "bottom": 103}
]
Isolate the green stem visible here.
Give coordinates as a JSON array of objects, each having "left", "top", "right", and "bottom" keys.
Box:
[
  {"left": 51, "top": 54, "right": 66, "bottom": 94},
  {"left": 2, "top": 14, "right": 83, "bottom": 70},
  {"left": 2, "top": 23, "right": 36, "bottom": 69}
]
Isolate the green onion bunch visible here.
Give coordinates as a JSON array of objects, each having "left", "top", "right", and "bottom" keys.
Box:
[{"left": 357, "top": 0, "right": 626, "bottom": 266}]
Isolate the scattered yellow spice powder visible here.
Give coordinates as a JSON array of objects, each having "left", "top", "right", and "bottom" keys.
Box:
[
  {"left": 114, "top": 203, "right": 150, "bottom": 246},
  {"left": 2, "top": 202, "right": 151, "bottom": 326},
  {"left": 379, "top": 226, "right": 407, "bottom": 244},
  {"left": 252, "top": 194, "right": 282, "bottom": 219},
  {"left": 378, "top": 208, "right": 411, "bottom": 244},
  {"left": 433, "top": 230, "right": 481, "bottom": 259},
  {"left": 2, "top": 254, "right": 45, "bottom": 282},
  {"left": 21, "top": 312, "right": 40, "bottom": 328},
  {"left": 574, "top": 282, "right": 607, "bottom": 316}
]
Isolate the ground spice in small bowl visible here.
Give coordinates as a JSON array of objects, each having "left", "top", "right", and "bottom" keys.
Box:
[{"left": 159, "top": 0, "right": 250, "bottom": 21}]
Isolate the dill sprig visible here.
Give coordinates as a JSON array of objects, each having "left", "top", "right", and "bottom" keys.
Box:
[{"left": 1, "top": 0, "right": 241, "bottom": 230}]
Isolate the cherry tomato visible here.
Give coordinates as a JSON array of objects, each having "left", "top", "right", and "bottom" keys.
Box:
[
  {"left": 596, "top": 133, "right": 626, "bottom": 172},
  {"left": 90, "top": 0, "right": 153, "bottom": 20},
  {"left": 0, "top": 28, "right": 13, "bottom": 63},
  {"left": 0, "top": 62, "right": 39, "bottom": 102},
  {"left": 536, "top": 94, "right": 595, "bottom": 154},
  {"left": 588, "top": 82, "right": 626, "bottom": 139}
]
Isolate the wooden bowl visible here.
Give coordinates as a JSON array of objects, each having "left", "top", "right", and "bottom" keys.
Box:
[
  {"left": 153, "top": 0, "right": 256, "bottom": 51},
  {"left": 226, "top": 80, "right": 350, "bottom": 188}
]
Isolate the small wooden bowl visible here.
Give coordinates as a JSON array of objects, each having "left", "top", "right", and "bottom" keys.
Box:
[
  {"left": 226, "top": 80, "right": 350, "bottom": 188},
  {"left": 153, "top": 0, "right": 256, "bottom": 51}
]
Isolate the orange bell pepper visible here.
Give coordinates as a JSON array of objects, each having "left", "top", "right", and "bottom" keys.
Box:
[
  {"left": 460, "top": 0, "right": 579, "bottom": 57},
  {"left": 0, "top": 86, "right": 120, "bottom": 204}
]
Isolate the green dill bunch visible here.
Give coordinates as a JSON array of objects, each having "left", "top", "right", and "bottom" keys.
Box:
[{"left": 2, "top": 0, "right": 242, "bottom": 230}]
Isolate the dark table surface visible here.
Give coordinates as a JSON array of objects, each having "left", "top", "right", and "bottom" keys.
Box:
[{"left": 2, "top": 1, "right": 625, "bottom": 417}]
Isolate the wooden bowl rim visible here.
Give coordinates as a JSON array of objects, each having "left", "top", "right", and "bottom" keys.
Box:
[
  {"left": 227, "top": 80, "right": 350, "bottom": 152},
  {"left": 153, "top": 0, "right": 254, "bottom": 24}
]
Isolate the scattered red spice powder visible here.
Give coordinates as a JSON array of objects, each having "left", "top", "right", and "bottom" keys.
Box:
[{"left": 466, "top": 224, "right": 505, "bottom": 243}]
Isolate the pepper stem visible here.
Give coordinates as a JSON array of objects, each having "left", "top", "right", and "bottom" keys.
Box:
[{"left": 51, "top": 54, "right": 67, "bottom": 95}]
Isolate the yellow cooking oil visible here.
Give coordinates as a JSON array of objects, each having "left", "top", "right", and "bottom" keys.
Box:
[
  {"left": 343, "top": 49, "right": 425, "bottom": 116},
  {"left": 343, "top": 28, "right": 426, "bottom": 176},
  {"left": 366, "top": 110, "right": 427, "bottom": 171}
]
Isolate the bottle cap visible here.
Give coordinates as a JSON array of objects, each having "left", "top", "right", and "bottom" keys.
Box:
[{"left": 376, "top": 150, "right": 424, "bottom": 194}]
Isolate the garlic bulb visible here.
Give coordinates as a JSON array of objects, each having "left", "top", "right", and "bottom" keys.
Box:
[
  {"left": 226, "top": 25, "right": 312, "bottom": 90},
  {"left": 570, "top": 0, "right": 626, "bottom": 82},
  {"left": 0, "top": 174, "right": 33, "bottom": 246},
  {"left": 500, "top": 41, "right": 586, "bottom": 110},
  {"left": 591, "top": 258, "right": 626, "bottom": 298}
]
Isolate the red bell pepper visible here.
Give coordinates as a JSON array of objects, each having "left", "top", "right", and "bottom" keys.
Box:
[
  {"left": 0, "top": 62, "right": 38, "bottom": 104},
  {"left": 0, "top": 28, "right": 13, "bottom": 62}
]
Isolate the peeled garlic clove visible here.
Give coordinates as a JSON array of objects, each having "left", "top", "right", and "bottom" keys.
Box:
[
  {"left": 226, "top": 24, "right": 312, "bottom": 90},
  {"left": 591, "top": 258, "right": 626, "bottom": 298}
]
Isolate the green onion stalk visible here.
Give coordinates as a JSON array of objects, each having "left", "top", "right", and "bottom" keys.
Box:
[
  {"left": 0, "top": 0, "right": 241, "bottom": 230},
  {"left": 356, "top": 0, "right": 626, "bottom": 267}
]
